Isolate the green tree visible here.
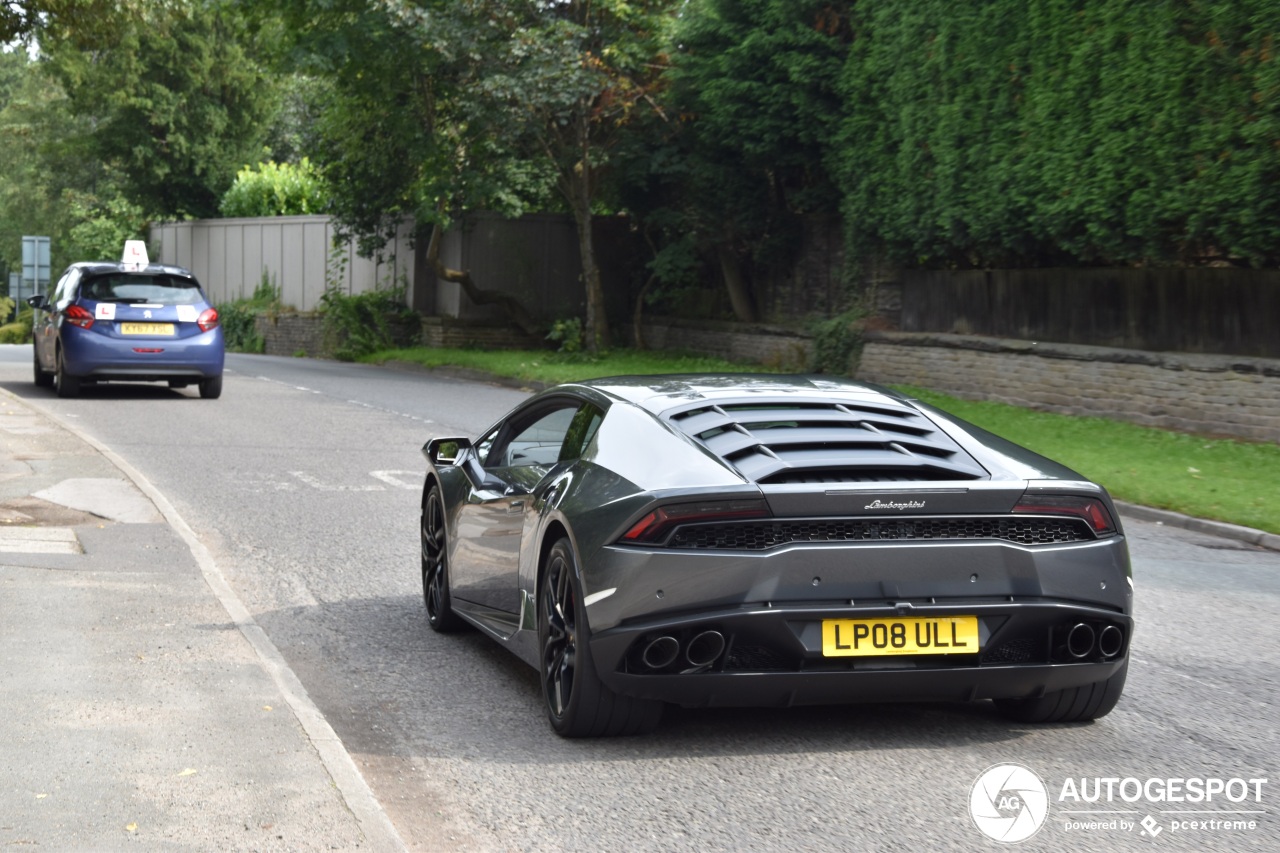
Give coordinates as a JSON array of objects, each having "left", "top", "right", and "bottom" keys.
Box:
[
  {"left": 40, "top": 2, "right": 279, "bottom": 219},
  {"left": 655, "top": 0, "right": 848, "bottom": 320}
]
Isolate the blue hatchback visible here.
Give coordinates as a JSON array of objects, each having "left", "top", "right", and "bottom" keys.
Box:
[{"left": 27, "top": 259, "right": 225, "bottom": 399}]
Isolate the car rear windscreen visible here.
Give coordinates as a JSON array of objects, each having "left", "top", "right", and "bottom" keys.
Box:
[{"left": 80, "top": 274, "right": 204, "bottom": 305}]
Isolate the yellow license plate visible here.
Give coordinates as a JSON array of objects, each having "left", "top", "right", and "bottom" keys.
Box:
[
  {"left": 120, "top": 323, "right": 175, "bottom": 336},
  {"left": 822, "top": 616, "right": 980, "bottom": 656}
]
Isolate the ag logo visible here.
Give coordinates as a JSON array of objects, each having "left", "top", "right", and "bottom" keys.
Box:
[{"left": 969, "top": 763, "right": 1049, "bottom": 843}]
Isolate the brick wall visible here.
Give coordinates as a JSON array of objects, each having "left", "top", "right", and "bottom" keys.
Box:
[
  {"left": 420, "top": 317, "right": 542, "bottom": 350},
  {"left": 857, "top": 331, "right": 1280, "bottom": 443}
]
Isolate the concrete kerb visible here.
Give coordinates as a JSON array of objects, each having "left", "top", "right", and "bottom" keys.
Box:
[
  {"left": 1116, "top": 500, "right": 1280, "bottom": 552},
  {"left": 0, "top": 386, "right": 408, "bottom": 852}
]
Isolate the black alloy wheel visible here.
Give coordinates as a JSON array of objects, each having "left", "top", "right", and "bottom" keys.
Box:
[
  {"left": 539, "top": 537, "right": 662, "bottom": 737},
  {"left": 421, "top": 484, "right": 463, "bottom": 633}
]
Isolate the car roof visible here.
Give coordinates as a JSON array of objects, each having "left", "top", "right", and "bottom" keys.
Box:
[
  {"left": 71, "top": 260, "right": 197, "bottom": 278},
  {"left": 569, "top": 374, "right": 911, "bottom": 416}
]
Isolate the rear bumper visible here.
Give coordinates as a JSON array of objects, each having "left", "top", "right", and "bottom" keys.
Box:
[
  {"left": 61, "top": 327, "right": 224, "bottom": 380},
  {"left": 590, "top": 599, "right": 1132, "bottom": 707}
]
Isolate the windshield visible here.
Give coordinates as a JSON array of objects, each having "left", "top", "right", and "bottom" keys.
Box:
[{"left": 79, "top": 273, "right": 204, "bottom": 305}]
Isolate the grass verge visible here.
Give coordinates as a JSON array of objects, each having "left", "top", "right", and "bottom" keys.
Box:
[{"left": 364, "top": 347, "right": 1279, "bottom": 535}]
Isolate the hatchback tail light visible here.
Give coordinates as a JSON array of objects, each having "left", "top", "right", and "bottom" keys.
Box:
[
  {"left": 65, "top": 304, "right": 94, "bottom": 329},
  {"left": 620, "top": 499, "right": 770, "bottom": 545},
  {"left": 197, "top": 307, "right": 219, "bottom": 332},
  {"left": 1013, "top": 494, "right": 1117, "bottom": 536}
]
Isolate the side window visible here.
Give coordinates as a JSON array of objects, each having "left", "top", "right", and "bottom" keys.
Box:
[
  {"left": 487, "top": 404, "right": 580, "bottom": 470},
  {"left": 558, "top": 403, "right": 604, "bottom": 463},
  {"left": 52, "top": 269, "right": 76, "bottom": 307}
]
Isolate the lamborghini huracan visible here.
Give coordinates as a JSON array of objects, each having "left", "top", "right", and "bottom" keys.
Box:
[{"left": 420, "top": 375, "right": 1132, "bottom": 737}]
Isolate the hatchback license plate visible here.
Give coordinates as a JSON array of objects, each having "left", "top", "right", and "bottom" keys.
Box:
[
  {"left": 821, "top": 616, "right": 980, "bottom": 656},
  {"left": 120, "top": 323, "right": 174, "bottom": 336}
]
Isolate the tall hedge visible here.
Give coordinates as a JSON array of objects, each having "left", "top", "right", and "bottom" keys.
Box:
[{"left": 831, "top": 0, "right": 1280, "bottom": 267}]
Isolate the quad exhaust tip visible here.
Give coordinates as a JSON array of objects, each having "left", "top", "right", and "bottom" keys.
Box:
[
  {"left": 640, "top": 636, "right": 680, "bottom": 670},
  {"left": 1066, "top": 622, "right": 1096, "bottom": 659},
  {"left": 685, "top": 630, "right": 726, "bottom": 668},
  {"left": 1097, "top": 624, "right": 1124, "bottom": 659}
]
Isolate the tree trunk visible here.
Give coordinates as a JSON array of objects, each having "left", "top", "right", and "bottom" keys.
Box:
[
  {"left": 423, "top": 221, "right": 541, "bottom": 337},
  {"left": 566, "top": 113, "right": 610, "bottom": 352},
  {"left": 717, "top": 244, "right": 758, "bottom": 323}
]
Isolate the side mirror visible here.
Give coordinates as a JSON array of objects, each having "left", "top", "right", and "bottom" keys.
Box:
[
  {"left": 26, "top": 294, "right": 50, "bottom": 311},
  {"left": 423, "top": 436, "right": 472, "bottom": 466}
]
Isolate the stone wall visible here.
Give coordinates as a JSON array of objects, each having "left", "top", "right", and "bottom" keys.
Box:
[
  {"left": 856, "top": 331, "right": 1280, "bottom": 443},
  {"left": 637, "top": 317, "right": 812, "bottom": 370},
  {"left": 254, "top": 314, "right": 326, "bottom": 358}
]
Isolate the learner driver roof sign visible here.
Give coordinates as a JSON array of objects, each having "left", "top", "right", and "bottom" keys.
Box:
[{"left": 122, "top": 240, "right": 149, "bottom": 271}]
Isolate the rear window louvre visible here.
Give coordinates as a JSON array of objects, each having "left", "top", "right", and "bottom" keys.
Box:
[{"left": 666, "top": 399, "right": 987, "bottom": 484}]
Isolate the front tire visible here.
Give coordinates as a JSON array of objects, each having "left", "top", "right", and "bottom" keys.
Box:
[
  {"left": 33, "top": 347, "right": 54, "bottom": 388},
  {"left": 421, "top": 484, "right": 464, "bottom": 633},
  {"left": 55, "top": 349, "right": 80, "bottom": 398},
  {"left": 995, "top": 660, "right": 1128, "bottom": 723},
  {"left": 539, "top": 537, "right": 663, "bottom": 737}
]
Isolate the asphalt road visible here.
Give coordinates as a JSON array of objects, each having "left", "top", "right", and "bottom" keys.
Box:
[{"left": 1, "top": 347, "right": 1276, "bottom": 852}]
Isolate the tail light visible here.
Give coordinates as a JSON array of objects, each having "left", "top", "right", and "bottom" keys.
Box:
[
  {"left": 1013, "top": 494, "right": 1117, "bottom": 536},
  {"left": 197, "top": 308, "right": 219, "bottom": 332},
  {"left": 65, "top": 305, "right": 94, "bottom": 329},
  {"left": 620, "top": 499, "right": 769, "bottom": 545}
]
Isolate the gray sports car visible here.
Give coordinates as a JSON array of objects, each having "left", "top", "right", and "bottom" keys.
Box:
[{"left": 420, "top": 375, "right": 1131, "bottom": 737}]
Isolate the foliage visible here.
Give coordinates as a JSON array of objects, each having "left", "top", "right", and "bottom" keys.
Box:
[
  {"left": 219, "top": 159, "right": 328, "bottom": 217},
  {"left": 40, "top": 2, "right": 279, "bottom": 219},
  {"left": 319, "top": 284, "right": 417, "bottom": 362},
  {"left": 216, "top": 273, "right": 287, "bottom": 353},
  {"left": 808, "top": 307, "right": 865, "bottom": 376},
  {"left": 900, "top": 386, "right": 1280, "bottom": 535},
  {"left": 64, "top": 189, "right": 150, "bottom": 261},
  {"left": 546, "top": 317, "right": 584, "bottom": 354},
  {"left": 0, "top": 305, "right": 32, "bottom": 343},
  {"left": 834, "top": 0, "right": 1280, "bottom": 268}
]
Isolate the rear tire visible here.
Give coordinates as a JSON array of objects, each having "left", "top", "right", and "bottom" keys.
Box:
[
  {"left": 55, "top": 350, "right": 80, "bottom": 398},
  {"left": 198, "top": 375, "right": 222, "bottom": 399},
  {"left": 995, "top": 660, "right": 1128, "bottom": 723},
  {"left": 33, "top": 347, "right": 54, "bottom": 388},
  {"left": 539, "top": 537, "right": 663, "bottom": 737}
]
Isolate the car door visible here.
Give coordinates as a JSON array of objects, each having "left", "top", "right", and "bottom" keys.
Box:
[
  {"left": 450, "top": 398, "right": 584, "bottom": 614},
  {"left": 33, "top": 268, "right": 76, "bottom": 370}
]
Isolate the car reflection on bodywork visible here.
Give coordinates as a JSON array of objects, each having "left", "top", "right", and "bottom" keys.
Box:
[{"left": 420, "top": 375, "right": 1132, "bottom": 737}]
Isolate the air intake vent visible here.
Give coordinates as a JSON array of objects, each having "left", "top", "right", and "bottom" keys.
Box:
[{"left": 665, "top": 399, "right": 987, "bottom": 484}]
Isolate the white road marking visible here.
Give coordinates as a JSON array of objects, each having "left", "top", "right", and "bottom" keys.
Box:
[
  {"left": 290, "top": 471, "right": 385, "bottom": 492},
  {"left": 369, "top": 470, "right": 422, "bottom": 489}
]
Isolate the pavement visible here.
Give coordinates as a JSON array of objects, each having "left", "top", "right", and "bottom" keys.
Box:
[
  {"left": 1, "top": 380, "right": 1277, "bottom": 852},
  {"left": 0, "top": 389, "right": 406, "bottom": 851}
]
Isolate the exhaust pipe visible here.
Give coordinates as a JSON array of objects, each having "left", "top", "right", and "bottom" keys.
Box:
[
  {"left": 685, "top": 630, "right": 726, "bottom": 668},
  {"left": 640, "top": 635, "right": 680, "bottom": 670},
  {"left": 1066, "top": 623, "right": 1096, "bottom": 659},
  {"left": 1097, "top": 624, "right": 1124, "bottom": 659}
]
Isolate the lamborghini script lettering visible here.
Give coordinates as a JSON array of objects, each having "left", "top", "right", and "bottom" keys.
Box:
[{"left": 864, "top": 500, "right": 927, "bottom": 511}]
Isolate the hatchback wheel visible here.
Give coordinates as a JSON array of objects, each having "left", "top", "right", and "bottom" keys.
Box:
[
  {"left": 198, "top": 375, "right": 222, "bottom": 399},
  {"left": 55, "top": 350, "right": 80, "bottom": 398},
  {"left": 539, "top": 537, "right": 663, "bottom": 737},
  {"left": 33, "top": 347, "right": 54, "bottom": 388}
]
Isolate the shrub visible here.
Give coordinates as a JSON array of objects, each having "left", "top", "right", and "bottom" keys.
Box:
[
  {"left": 219, "top": 159, "right": 328, "bottom": 218},
  {"left": 319, "top": 285, "right": 418, "bottom": 362}
]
